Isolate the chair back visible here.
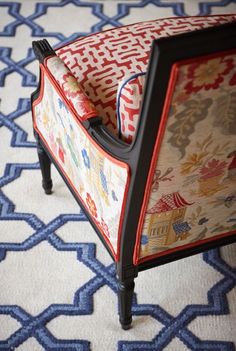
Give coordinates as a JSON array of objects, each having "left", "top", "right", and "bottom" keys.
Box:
[
  {"left": 119, "top": 21, "right": 236, "bottom": 267},
  {"left": 137, "top": 49, "right": 236, "bottom": 262}
]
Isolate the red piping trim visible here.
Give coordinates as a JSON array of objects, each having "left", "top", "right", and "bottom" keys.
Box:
[
  {"left": 32, "top": 67, "right": 131, "bottom": 262},
  {"left": 133, "top": 48, "right": 236, "bottom": 265}
]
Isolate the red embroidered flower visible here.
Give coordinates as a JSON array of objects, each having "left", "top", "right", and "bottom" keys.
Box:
[
  {"left": 185, "top": 57, "right": 234, "bottom": 93},
  {"left": 229, "top": 73, "right": 236, "bottom": 86},
  {"left": 86, "top": 193, "right": 97, "bottom": 218},
  {"left": 75, "top": 100, "right": 95, "bottom": 117},
  {"left": 199, "top": 159, "right": 227, "bottom": 180},
  {"left": 62, "top": 72, "right": 81, "bottom": 98}
]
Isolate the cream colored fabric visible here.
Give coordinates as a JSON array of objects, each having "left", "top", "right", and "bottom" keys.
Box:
[
  {"left": 138, "top": 52, "right": 236, "bottom": 260},
  {"left": 34, "top": 72, "right": 129, "bottom": 257}
]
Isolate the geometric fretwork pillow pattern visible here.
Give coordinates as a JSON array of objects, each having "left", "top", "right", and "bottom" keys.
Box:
[{"left": 56, "top": 15, "right": 236, "bottom": 137}]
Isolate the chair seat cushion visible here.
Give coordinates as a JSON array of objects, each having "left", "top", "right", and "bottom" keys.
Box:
[{"left": 56, "top": 15, "right": 236, "bottom": 139}]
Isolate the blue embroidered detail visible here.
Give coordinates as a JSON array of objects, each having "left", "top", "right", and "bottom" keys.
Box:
[
  {"left": 100, "top": 169, "right": 108, "bottom": 194},
  {"left": 81, "top": 148, "right": 90, "bottom": 169},
  {"left": 141, "top": 234, "right": 149, "bottom": 245},
  {"left": 112, "top": 190, "right": 118, "bottom": 202}
]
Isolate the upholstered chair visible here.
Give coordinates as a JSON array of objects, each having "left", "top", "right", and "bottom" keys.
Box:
[{"left": 31, "top": 15, "right": 236, "bottom": 329}]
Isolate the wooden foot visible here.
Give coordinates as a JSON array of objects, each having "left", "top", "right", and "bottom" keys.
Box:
[
  {"left": 118, "top": 278, "right": 135, "bottom": 330},
  {"left": 36, "top": 137, "right": 53, "bottom": 195}
]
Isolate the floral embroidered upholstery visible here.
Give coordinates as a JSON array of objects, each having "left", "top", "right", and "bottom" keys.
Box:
[
  {"left": 135, "top": 51, "right": 236, "bottom": 263},
  {"left": 56, "top": 15, "right": 236, "bottom": 136},
  {"left": 32, "top": 17, "right": 236, "bottom": 330},
  {"left": 34, "top": 19, "right": 236, "bottom": 263},
  {"left": 46, "top": 56, "right": 98, "bottom": 121},
  {"left": 33, "top": 69, "right": 130, "bottom": 258}
]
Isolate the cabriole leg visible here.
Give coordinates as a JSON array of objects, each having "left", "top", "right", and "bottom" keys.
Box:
[
  {"left": 118, "top": 278, "right": 135, "bottom": 330},
  {"left": 36, "top": 136, "right": 53, "bottom": 195}
]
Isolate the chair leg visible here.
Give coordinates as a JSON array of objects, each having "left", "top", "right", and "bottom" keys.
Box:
[
  {"left": 36, "top": 138, "right": 53, "bottom": 195},
  {"left": 118, "top": 277, "right": 135, "bottom": 330}
]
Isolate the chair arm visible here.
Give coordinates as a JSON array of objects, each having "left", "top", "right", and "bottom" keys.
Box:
[
  {"left": 32, "top": 40, "right": 131, "bottom": 159},
  {"left": 33, "top": 39, "right": 97, "bottom": 122},
  {"left": 31, "top": 54, "right": 131, "bottom": 259},
  {"left": 46, "top": 56, "right": 98, "bottom": 121}
]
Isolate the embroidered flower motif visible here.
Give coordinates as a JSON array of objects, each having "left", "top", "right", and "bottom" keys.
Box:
[
  {"left": 81, "top": 149, "right": 90, "bottom": 169},
  {"left": 62, "top": 72, "right": 81, "bottom": 98},
  {"left": 199, "top": 159, "right": 227, "bottom": 180},
  {"left": 100, "top": 169, "right": 108, "bottom": 194},
  {"left": 86, "top": 193, "right": 97, "bottom": 218},
  {"left": 181, "top": 152, "right": 207, "bottom": 175},
  {"left": 100, "top": 218, "right": 110, "bottom": 238},
  {"left": 75, "top": 99, "right": 96, "bottom": 117},
  {"left": 229, "top": 73, "right": 236, "bottom": 86},
  {"left": 185, "top": 57, "right": 234, "bottom": 93}
]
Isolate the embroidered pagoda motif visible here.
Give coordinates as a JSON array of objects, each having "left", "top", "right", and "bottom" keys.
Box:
[
  {"left": 138, "top": 51, "right": 236, "bottom": 261},
  {"left": 141, "top": 192, "right": 192, "bottom": 257}
]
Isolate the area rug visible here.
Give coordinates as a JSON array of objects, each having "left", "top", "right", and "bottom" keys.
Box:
[{"left": 0, "top": 1, "right": 236, "bottom": 350}]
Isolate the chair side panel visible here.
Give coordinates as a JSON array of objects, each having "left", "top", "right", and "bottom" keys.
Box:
[
  {"left": 32, "top": 69, "right": 130, "bottom": 260},
  {"left": 137, "top": 50, "right": 236, "bottom": 262}
]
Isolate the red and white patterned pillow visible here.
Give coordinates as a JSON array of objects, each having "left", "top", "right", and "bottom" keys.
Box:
[
  {"left": 56, "top": 15, "right": 236, "bottom": 138},
  {"left": 117, "top": 73, "right": 145, "bottom": 143}
]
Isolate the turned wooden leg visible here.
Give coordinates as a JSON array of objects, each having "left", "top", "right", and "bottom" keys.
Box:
[
  {"left": 118, "top": 278, "right": 135, "bottom": 330},
  {"left": 36, "top": 138, "right": 53, "bottom": 195}
]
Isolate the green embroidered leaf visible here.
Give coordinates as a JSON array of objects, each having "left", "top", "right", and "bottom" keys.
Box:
[
  {"left": 167, "top": 98, "right": 213, "bottom": 157},
  {"left": 213, "top": 92, "right": 236, "bottom": 135}
]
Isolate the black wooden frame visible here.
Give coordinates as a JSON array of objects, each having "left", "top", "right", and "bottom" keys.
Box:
[{"left": 31, "top": 21, "right": 236, "bottom": 329}]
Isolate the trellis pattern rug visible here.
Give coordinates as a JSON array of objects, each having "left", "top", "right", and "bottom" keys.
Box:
[{"left": 0, "top": 1, "right": 236, "bottom": 350}]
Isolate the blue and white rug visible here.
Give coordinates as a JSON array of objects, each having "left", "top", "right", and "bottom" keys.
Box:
[{"left": 0, "top": 1, "right": 236, "bottom": 350}]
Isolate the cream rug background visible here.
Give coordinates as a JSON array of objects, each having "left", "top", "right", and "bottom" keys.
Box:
[{"left": 0, "top": 1, "right": 236, "bottom": 350}]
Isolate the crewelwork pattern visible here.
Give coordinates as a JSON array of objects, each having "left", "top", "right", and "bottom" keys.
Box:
[
  {"left": 34, "top": 72, "right": 129, "bottom": 257},
  {"left": 139, "top": 52, "right": 236, "bottom": 259},
  {"left": 46, "top": 56, "right": 98, "bottom": 121},
  {"left": 0, "top": 1, "right": 236, "bottom": 350}
]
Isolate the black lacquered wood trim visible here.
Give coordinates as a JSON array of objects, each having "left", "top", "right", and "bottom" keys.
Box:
[{"left": 32, "top": 39, "right": 56, "bottom": 63}]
